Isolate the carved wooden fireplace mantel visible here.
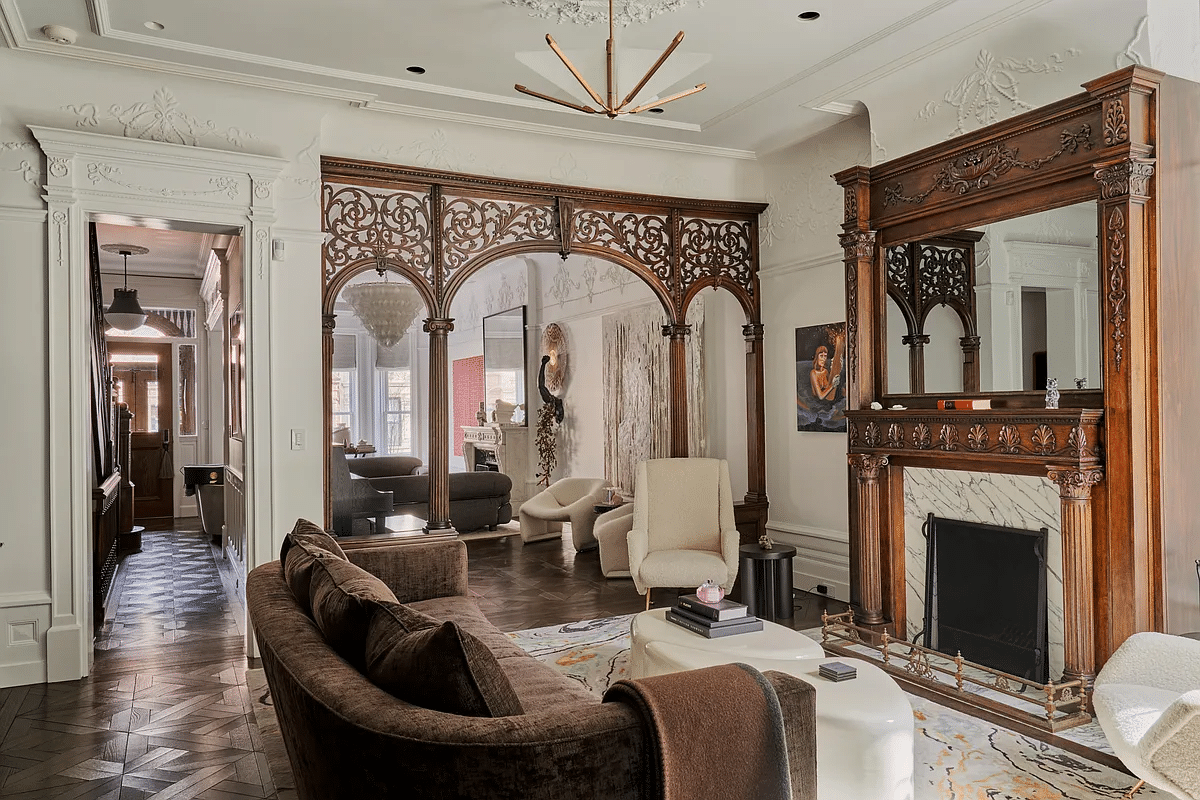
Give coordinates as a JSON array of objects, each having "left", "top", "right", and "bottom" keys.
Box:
[{"left": 834, "top": 64, "right": 1200, "bottom": 699}]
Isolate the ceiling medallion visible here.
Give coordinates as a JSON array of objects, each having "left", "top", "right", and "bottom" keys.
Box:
[
  {"left": 504, "top": 0, "right": 701, "bottom": 28},
  {"left": 514, "top": 0, "right": 706, "bottom": 118}
]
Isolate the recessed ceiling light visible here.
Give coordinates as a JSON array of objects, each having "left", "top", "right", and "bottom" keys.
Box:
[
  {"left": 406, "top": 66, "right": 426, "bottom": 75},
  {"left": 798, "top": 11, "right": 820, "bottom": 21},
  {"left": 648, "top": 108, "right": 665, "bottom": 114},
  {"left": 144, "top": 20, "right": 165, "bottom": 31}
]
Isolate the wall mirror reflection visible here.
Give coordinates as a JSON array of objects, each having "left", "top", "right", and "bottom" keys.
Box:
[
  {"left": 885, "top": 201, "right": 1100, "bottom": 396},
  {"left": 483, "top": 306, "right": 527, "bottom": 425}
]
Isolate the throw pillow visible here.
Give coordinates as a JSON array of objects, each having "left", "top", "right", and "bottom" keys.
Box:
[
  {"left": 308, "top": 556, "right": 399, "bottom": 669},
  {"left": 365, "top": 603, "right": 524, "bottom": 718},
  {"left": 280, "top": 517, "right": 346, "bottom": 565},
  {"left": 282, "top": 539, "right": 343, "bottom": 616}
]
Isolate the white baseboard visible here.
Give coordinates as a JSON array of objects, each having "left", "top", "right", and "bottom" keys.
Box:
[
  {"left": 766, "top": 521, "right": 851, "bottom": 603},
  {"left": 0, "top": 658, "right": 46, "bottom": 688}
]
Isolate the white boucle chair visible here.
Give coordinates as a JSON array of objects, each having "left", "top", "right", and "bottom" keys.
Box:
[
  {"left": 519, "top": 477, "right": 608, "bottom": 550},
  {"left": 1092, "top": 631, "right": 1200, "bottom": 799},
  {"left": 628, "top": 458, "right": 739, "bottom": 609}
]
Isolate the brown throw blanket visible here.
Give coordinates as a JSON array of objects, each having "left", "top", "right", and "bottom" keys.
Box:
[{"left": 604, "top": 662, "right": 806, "bottom": 800}]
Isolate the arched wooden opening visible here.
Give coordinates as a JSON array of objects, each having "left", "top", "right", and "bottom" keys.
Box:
[{"left": 321, "top": 159, "right": 768, "bottom": 535}]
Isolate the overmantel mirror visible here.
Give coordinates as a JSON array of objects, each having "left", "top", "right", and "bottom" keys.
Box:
[
  {"left": 482, "top": 306, "right": 527, "bottom": 425},
  {"left": 883, "top": 202, "right": 1102, "bottom": 400},
  {"left": 833, "top": 65, "right": 1191, "bottom": 721}
]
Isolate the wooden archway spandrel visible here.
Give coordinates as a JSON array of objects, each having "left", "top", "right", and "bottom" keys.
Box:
[{"left": 321, "top": 157, "right": 770, "bottom": 533}]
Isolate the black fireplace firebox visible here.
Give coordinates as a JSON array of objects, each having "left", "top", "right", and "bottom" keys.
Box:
[{"left": 921, "top": 514, "right": 1049, "bottom": 684}]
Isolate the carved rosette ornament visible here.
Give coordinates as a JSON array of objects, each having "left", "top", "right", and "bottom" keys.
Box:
[{"left": 1047, "top": 467, "right": 1104, "bottom": 500}]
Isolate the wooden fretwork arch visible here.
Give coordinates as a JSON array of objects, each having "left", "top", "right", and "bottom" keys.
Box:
[{"left": 320, "top": 158, "right": 768, "bottom": 535}]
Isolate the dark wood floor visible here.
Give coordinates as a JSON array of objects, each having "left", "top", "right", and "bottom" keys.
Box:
[{"left": 0, "top": 523, "right": 844, "bottom": 798}]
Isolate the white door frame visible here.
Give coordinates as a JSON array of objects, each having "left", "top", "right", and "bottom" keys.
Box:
[{"left": 31, "top": 126, "right": 285, "bottom": 680}]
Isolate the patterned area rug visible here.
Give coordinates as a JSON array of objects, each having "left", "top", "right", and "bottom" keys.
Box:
[
  {"left": 506, "top": 616, "right": 1163, "bottom": 800},
  {"left": 251, "top": 615, "right": 1160, "bottom": 800}
]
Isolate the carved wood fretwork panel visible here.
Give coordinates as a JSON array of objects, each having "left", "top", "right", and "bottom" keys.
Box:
[
  {"left": 571, "top": 207, "right": 671, "bottom": 282},
  {"left": 441, "top": 195, "right": 556, "bottom": 273},
  {"left": 322, "top": 183, "right": 433, "bottom": 282},
  {"left": 678, "top": 216, "right": 755, "bottom": 300}
]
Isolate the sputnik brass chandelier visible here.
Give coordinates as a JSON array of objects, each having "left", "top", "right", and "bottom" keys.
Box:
[{"left": 514, "top": 0, "right": 705, "bottom": 118}]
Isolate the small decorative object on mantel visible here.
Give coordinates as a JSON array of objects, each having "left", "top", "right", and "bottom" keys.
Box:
[
  {"left": 494, "top": 399, "right": 517, "bottom": 424},
  {"left": 1075, "top": 377, "right": 1087, "bottom": 390},
  {"left": 870, "top": 401, "right": 883, "bottom": 410},
  {"left": 758, "top": 533, "right": 774, "bottom": 550},
  {"left": 476, "top": 401, "right": 487, "bottom": 426},
  {"left": 1045, "top": 377, "right": 1060, "bottom": 409},
  {"left": 696, "top": 579, "right": 725, "bottom": 604}
]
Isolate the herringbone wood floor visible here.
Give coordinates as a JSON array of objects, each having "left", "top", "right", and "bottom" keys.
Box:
[{"left": 0, "top": 524, "right": 845, "bottom": 798}]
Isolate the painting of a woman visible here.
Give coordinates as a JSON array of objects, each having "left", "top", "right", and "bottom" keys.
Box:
[{"left": 796, "top": 323, "right": 847, "bottom": 432}]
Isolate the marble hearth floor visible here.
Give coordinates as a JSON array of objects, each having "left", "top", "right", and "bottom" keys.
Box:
[{"left": 0, "top": 522, "right": 847, "bottom": 799}]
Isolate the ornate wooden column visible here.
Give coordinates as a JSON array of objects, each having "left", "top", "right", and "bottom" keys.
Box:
[
  {"left": 662, "top": 322, "right": 691, "bottom": 458},
  {"left": 848, "top": 454, "right": 889, "bottom": 625},
  {"left": 902, "top": 333, "right": 928, "bottom": 394},
  {"left": 425, "top": 318, "right": 454, "bottom": 533},
  {"left": 960, "top": 334, "right": 981, "bottom": 393},
  {"left": 743, "top": 322, "right": 767, "bottom": 502},
  {"left": 321, "top": 313, "right": 335, "bottom": 530},
  {"left": 1048, "top": 466, "right": 1104, "bottom": 690}
]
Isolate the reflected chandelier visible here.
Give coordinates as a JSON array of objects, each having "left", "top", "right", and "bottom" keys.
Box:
[
  {"left": 100, "top": 243, "right": 149, "bottom": 331},
  {"left": 342, "top": 267, "right": 423, "bottom": 349},
  {"left": 514, "top": 0, "right": 706, "bottom": 118}
]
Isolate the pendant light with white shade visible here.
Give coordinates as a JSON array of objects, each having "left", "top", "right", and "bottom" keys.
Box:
[
  {"left": 342, "top": 266, "right": 423, "bottom": 348},
  {"left": 100, "top": 243, "right": 149, "bottom": 331}
]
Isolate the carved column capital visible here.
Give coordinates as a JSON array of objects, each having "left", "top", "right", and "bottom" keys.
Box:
[
  {"left": 423, "top": 317, "right": 454, "bottom": 335},
  {"left": 902, "top": 333, "right": 931, "bottom": 347},
  {"left": 839, "top": 230, "right": 877, "bottom": 261},
  {"left": 1094, "top": 158, "right": 1155, "bottom": 200},
  {"left": 849, "top": 453, "right": 890, "bottom": 480},
  {"left": 661, "top": 323, "right": 691, "bottom": 339},
  {"left": 1047, "top": 467, "right": 1104, "bottom": 499},
  {"left": 322, "top": 313, "right": 336, "bottom": 333},
  {"left": 959, "top": 334, "right": 981, "bottom": 351},
  {"left": 742, "top": 323, "right": 765, "bottom": 340}
]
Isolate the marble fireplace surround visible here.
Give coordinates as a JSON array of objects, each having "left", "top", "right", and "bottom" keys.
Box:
[{"left": 904, "top": 468, "right": 1065, "bottom": 680}]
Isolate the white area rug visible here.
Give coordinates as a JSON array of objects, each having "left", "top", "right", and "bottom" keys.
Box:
[{"left": 507, "top": 616, "right": 1163, "bottom": 800}]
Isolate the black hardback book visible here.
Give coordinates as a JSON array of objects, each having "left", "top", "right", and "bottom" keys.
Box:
[
  {"left": 675, "top": 593, "right": 749, "bottom": 621},
  {"left": 666, "top": 609, "right": 763, "bottom": 638},
  {"left": 669, "top": 604, "right": 760, "bottom": 629}
]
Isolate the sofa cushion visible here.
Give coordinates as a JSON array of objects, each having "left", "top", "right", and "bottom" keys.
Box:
[
  {"left": 308, "top": 555, "right": 399, "bottom": 669},
  {"left": 283, "top": 540, "right": 345, "bottom": 616},
  {"left": 365, "top": 601, "right": 524, "bottom": 718},
  {"left": 280, "top": 517, "right": 346, "bottom": 565}
]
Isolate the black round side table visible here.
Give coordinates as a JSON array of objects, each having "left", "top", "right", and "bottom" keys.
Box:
[{"left": 739, "top": 542, "right": 796, "bottom": 621}]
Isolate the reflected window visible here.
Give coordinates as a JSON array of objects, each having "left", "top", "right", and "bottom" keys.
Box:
[
  {"left": 376, "top": 337, "right": 412, "bottom": 454},
  {"left": 331, "top": 333, "right": 358, "bottom": 443}
]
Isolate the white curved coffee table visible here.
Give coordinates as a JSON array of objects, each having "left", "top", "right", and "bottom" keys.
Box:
[{"left": 630, "top": 609, "right": 914, "bottom": 800}]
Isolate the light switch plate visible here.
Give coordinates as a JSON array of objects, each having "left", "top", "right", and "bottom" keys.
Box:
[{"left": 290, "top": 428, "right": 306, "bottom": 450}]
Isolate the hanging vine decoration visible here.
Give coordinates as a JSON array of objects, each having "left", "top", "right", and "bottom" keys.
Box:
[{"left": 534, "top": 402, "right": 558, "bottom": 487}]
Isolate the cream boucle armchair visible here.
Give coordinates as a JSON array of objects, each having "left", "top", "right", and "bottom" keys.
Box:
[
  {"left": 628, "top": 458, "right": 739, "bottom": 607},
  {"left": 518, "top": 477, "right": 607, "bottom": 550},
  {"left": 1092, "top": 631, "right": 1200, "bottom": 799}
]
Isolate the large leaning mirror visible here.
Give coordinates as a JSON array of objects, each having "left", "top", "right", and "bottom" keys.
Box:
[
  {"left": 483, "top": 306, "right": 527, "bottom": 425},
  {"left": 885, "top": 201, "right": 1100, "bottom": 396}
]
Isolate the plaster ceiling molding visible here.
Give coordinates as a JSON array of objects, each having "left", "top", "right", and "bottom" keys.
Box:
[
  {"left": 921, "top": 48, "right": 1082, "bottom": 138},
  {"left": 600, "top": 259, "right": 638, "bottom": 290},
  {"left": 0, "top": 141, "right": 40, "bottom": 187},
  {"left": 579, "top": 258, "right": 599, "bottom": 301},
  {"left": 549, "top": 152, "right": 587, "bottom": 184},
  {"left": 406, "top": 129, "right": 483, "bottom": 173},
  {"left": 871, "top": 129, "right": 888, "bottom": 163},
  {"left": 1117, "top": 16, "right": 1149, "bottom": 67},
  {"left": 655, "top": 171, "right": 694, "bottom": 196},
  {"left": 503, "top": 0, "right": 701, "bottom": 28},
  {"left": 64, "top": 87, "right": 259, "bottom": 149}
]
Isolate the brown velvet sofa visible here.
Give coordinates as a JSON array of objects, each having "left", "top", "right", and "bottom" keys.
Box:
[{"left": 248, "top": 535, "right": 818, "bottom": 800}]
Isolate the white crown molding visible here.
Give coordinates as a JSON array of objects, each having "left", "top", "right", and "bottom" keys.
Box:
[
  {"left": 802, "top": 0, "right": 1058, "bottom": 111},
  {"left": 0, "top": 205, "right": 48, "bottom": 223},
  {"left": 353, "top": 99, "right": 754, "bottom": 161},
  {"left": 272, "top": 227, "right": 328, "bottom": 245},
  {"left": 28, "top": 126, "right": 289, "bottom": 174},
  {"left": 759, "top": 251, "right": 843, "bottom": 279}
]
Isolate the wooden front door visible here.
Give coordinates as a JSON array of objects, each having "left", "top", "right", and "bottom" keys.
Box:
[{"left": 109, "top": 341, "right": 174, "bottom": 522}]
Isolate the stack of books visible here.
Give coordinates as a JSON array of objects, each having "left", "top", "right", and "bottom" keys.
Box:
[
  {"left": 819, "top": 661, "right": 857, "bottom": 682},
  {"left": 665, "top": 593, "right": 764, "bottom": 638}
]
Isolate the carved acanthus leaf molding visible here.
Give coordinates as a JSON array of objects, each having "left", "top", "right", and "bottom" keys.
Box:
[
  {"left": 849, "top": 453, "right": 889, "bottom": 480},
  {"left": 1094, "top": 159, "right": 1154, "bottom": 200},
  {"left": 849, "top": 414, "right": 1102, "bottom": 463},
  {"left": 884, "top": 125, "right": 1093, "bottom": 207},
  {"left": 1047, "top": 467, "right": 1104, "bottom": 500},
  {"left": 1103, "top": 98, "right": 1129, "bottom": 145},
  {"left": 66, "top": 88, "right": 258, "bottom": 148}
]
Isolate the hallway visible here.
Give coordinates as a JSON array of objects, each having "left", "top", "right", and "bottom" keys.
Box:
[{"left": 0, "top": 528, "right": 275, "bottom": 799}]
